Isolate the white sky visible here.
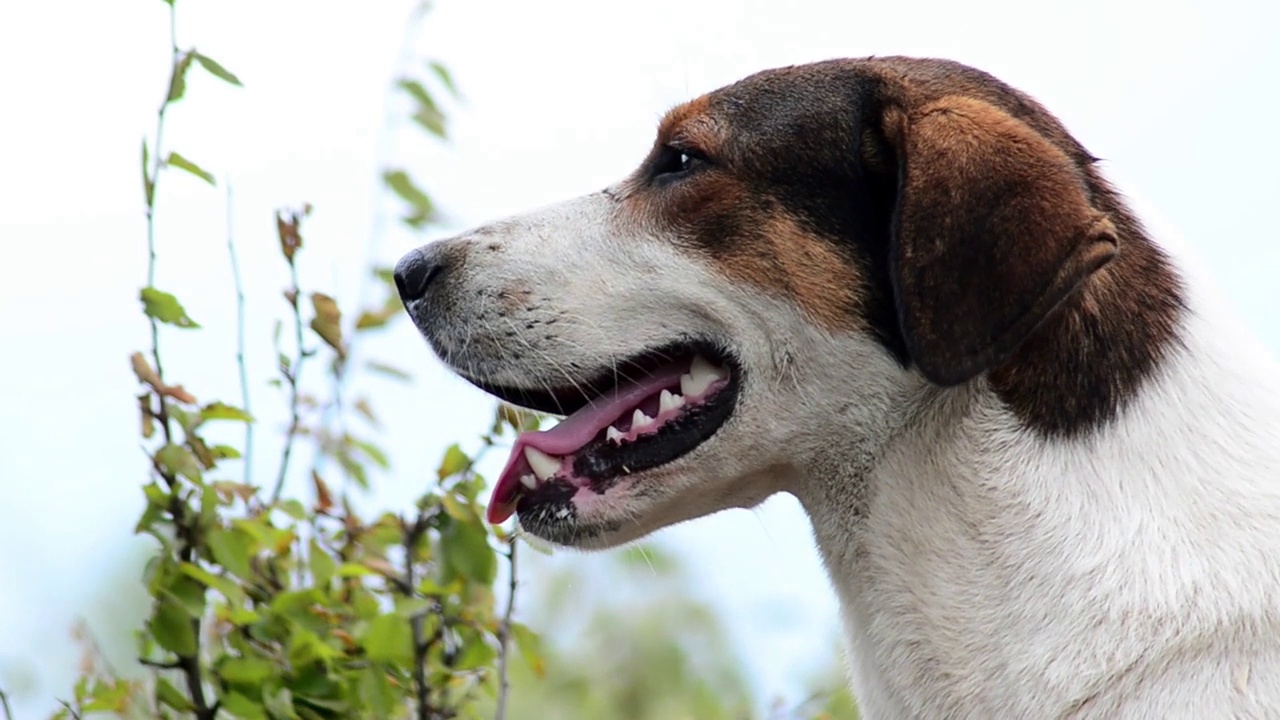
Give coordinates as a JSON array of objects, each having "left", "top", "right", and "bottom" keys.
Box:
[{"left": 1, "top": 0, "right": 1277, "bottom": 715}]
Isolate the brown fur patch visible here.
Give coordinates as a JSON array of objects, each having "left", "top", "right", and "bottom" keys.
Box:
[
  {"left": 713, "top": 215, "right": 866, "bottom": 331},
  {"left": 625, "top": 56, "right": 1185, "bottom": 436},
  {"left": 886, "top": 95, "right": 1119, "bottom": 386}
]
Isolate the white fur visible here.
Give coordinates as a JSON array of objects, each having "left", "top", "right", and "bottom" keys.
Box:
[{"left": 413, "top": 180, "right": 1280, "bottom": 717}]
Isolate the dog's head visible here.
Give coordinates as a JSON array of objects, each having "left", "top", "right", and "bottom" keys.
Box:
[{"left": 395, "top": 57, "right": 1129, "bottom": 548}]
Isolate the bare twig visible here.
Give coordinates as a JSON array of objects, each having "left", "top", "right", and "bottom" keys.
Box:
[
  {"left": 57, "top": 700, "right": 82, "bottom": 719},
  {"left": 403, "top": 505, "right": 443, "bottom": 720},
  {"left": 1, "top": 687, "right": 14, "bottom": 720},
  {"left": 226, "top": 183, "right": 253, "bottom": 485},
  {"left": 271, "top": 246, "right": 308, "bottom": 505},
  {"left": 493, "top": 539, "right": 519, "bottom": 720},
  {"left": 142, "top": 0, "right": 182, "bottom": 449}
]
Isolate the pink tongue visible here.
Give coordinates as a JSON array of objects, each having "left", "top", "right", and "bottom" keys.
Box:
[{"left": 487, "top": 362, "right": 689, "bottom": 523}]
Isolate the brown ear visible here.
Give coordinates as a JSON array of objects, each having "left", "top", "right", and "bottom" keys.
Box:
[{"left": 883, "top": 96, "right": 1118, "bottom": 386}]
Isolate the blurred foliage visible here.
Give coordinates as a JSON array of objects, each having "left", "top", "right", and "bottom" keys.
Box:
[
  {"left": 485, "top": 547, "right": 859, "bottom": 720},
  {"left": 51, "top": 0, "right": 521, "bottom": 717},
  {"left": 0, "top": 1, "right": 862, "bottom": 719}
]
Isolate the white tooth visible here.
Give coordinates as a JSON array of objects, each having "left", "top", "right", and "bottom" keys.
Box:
[
  {"left": 682, "top": 355, "right": 726, "bottom": 397},
  {"left": 659, "top": 389, "right": 683, "bottom": 413},
  {"left": 523, "top": 447, "right": 561, "bottom": 481},
  {"left": 632, "top": 408, "right": 653, "bottom": 431},
  {"left": 606, "top": 426, "right": 624, "bottom": 444},
  {"left": 519, "top": 473, "right": 537, "bottom": 490},
  {"left": 679, "top": 373, "right": 700, "bottom": 397}
]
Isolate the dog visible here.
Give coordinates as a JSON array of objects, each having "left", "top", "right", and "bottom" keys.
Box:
[{"left": 395, "top": 57, "right": 1280, "bottom": 718}]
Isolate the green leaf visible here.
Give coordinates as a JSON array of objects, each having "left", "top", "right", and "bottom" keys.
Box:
[
  {"left": 219, "top": 691, "right": 268, "bottom": 720},
  {"left": 263, "top": 687, "right": 297, "bottom": 720},
  {"left": 156, "top": 443, "right": 202, "bottom": 482},
  {"left": 149, "top": 594, "right": 197, "bottom": 656},
  {"left": 163, "top": 573, "right": 208, "bottom": 618},
  {"left": 357, "top": 667, "right": 395, "bottom": 718},
  {"left": 441, "top": 492, "right": 471, "bottom": 521},
  {"left": 382, "top": 169, "right": 436, "bottom": 227},
  {"left": 210, "top": 443, "right": 242, "bottom": 460},
  {"left": 167, "top": 151, "right": 215, "bottom": 186},
  {"left": 155, "top": 677, "right": 193, "bottom": 712},
  {"left": 140, "top": 287, "right": 200, "bottom": 328},
  {"left": 178, "top": 562, "right": 245, "bottom": 604},
  {"left": 167, "top": 52, "right": 194, "bottom": 102},
  {"left": 219, "top": 656, "right": 275, "bottom": 684},
  {"left": 511, "top": 622, "right": 547, "bottom": 677},
  {"left": 308, "top": 292, "right": 345, "bottom": 359},
  {"left": 455, "top": 631, "right": 498, "bottom": 670},
  {"left": 365, "top": 360, "right": 411, "bottom": 382},
  {"left": 309, "top": 539, "right": 335, "bottom": 586},
  {"left": 441, "top": 516, "right": 497, "bottom": 584},
  {"left": 398, "top": 79, "right": 447, "bottom": 138},
  {"left": 192, "top": 51, "right": 243, "bottom": 86},
  {"left": 392, "top": 596, "right": 432, "bottom": 619},
  {"left": 277, "top": 498, "right": 307, "bottom": 520},
  {"left": 336, "top": 562, "right": 374, "bottom": 578},
  {"left": 362, "top": 613, "right": 413, "bottom": 665},
  {"left": 200, "top": 401, "right": 254, "bottom": 423},
  {"left": 436, "top": 444, "right": 470, "bottom": 479},
  {"left": 352, "top": 438, "right": 390, "bottom": 470},
  {"left": 207, "top": 528, "right": 255, "bottom": 581},
  {"left": 429, "top": 61, "right": 459, "bottom": 98}
]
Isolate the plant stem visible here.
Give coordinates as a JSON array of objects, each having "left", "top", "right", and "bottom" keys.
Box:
[
  {"left": 272, "top": 253, "right": 307, "bottom": 505},
  {"left": 403, "top": 507, "right": 444, "bottom": 720},
  {"left": 226, "top": 183, "right": 254, "bottom": 485},
  {"left": 0, "top": 687, "right": 14, "bottom": 720},
  {"left": 143, "top": 0, "right": 182, "bottom": 448},
  {"left": 141, "top": 6, "right": 217, "bottom": 719},
  {"left": 493, "top": 539, "right": 518, "bottom": 720}
]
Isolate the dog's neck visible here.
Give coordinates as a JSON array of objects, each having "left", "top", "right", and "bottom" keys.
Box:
[{"left": 793, "top": 222, "right": 1280, "bottom": 717}]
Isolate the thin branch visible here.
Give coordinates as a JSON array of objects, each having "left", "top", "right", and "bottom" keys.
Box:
[
  {"left": 140, "top": 7, "right": 217, "bottom": 718},
  {"left": 57, "top": 700, "right": 82, "bottom": 720},
  {"left": 1, "top": 687, "right": 14, "bottom": 720},
  {"left": 403, "top": 506, "right": 442, "bottom": 720},
  {"left": 142, "top": 0, "right": 182, "bottom": 449},
  {"left": 226, "top": 183, "right": 253, "bottom": 485},
  {"left": 271, "top": 252, "right": 307, "bottom": 505},
  {"left": 138, "top": 658, "right": 181, "bottom": 670},
  {"left": 493, "top": 539, "right": 519, "bottom": 720}
]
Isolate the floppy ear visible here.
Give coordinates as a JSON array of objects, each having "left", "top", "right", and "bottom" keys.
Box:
[{"left": 883, "top": 96, "right": 1118, "bottom": 386}]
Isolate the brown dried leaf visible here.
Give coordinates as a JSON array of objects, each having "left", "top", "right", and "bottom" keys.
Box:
[
  {"left": 275, "top": 208, "right": 304, "bottom": 261},
  {"left": 309, "top": 292, "right": 346, "bottom": 360},
  {"left": 138, "top": 394, "right": 156, "bottom": 439},
  {"left": 161, "top": 384, "right": 198, "bottom": 405},
  {"left": 312, "top": 471, "right": 334, "bottom": 514},
  {"left": 130, "top": 352, "right": 161, "bottom": 387}
]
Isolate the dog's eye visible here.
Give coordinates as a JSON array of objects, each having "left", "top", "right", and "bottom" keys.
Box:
[{"left": 654, "top": 145, "right": 708, "bottom": 179}]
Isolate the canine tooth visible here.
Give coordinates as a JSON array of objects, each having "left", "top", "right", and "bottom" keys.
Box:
[
  {"left": 519, "top": 473, "right": 537, "bottom": 490},
  {"left": 682, "top": 355, "right": 726, "bottom": 397},
  {"left": 523, "top": 447, "right": 560, "bottom": 481},
  {"left": 632, "top": 408, "right": 653, "bottom": 430},
  {"left": 679, "top": 373, "right": 699, "bottom": 397},
  {"left": 659, "top": 389, "right": 684, "bottom": 413},
  {"left": 606, "top": 426, "right": 624, "bottom": 443},
  {"left": 691, "top": 354, "right": 727, "bottom": 380}
]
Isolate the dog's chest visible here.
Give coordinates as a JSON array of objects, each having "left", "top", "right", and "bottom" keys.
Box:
[{"left": 807, "top": 439, "right": 1142, "bottom": 718}]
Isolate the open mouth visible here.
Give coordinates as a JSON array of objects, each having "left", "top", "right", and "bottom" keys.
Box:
[{"left": 467, "top": 345, "right": 740, "bottom": 524}]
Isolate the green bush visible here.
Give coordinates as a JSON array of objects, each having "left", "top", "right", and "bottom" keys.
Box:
[{"left": 0, "top": 3, "right": 861, "bottom": 718}]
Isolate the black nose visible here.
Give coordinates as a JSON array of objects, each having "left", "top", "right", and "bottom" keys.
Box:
[{"left": 394, "top": 245, "right": 445, "bottom": 302}]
